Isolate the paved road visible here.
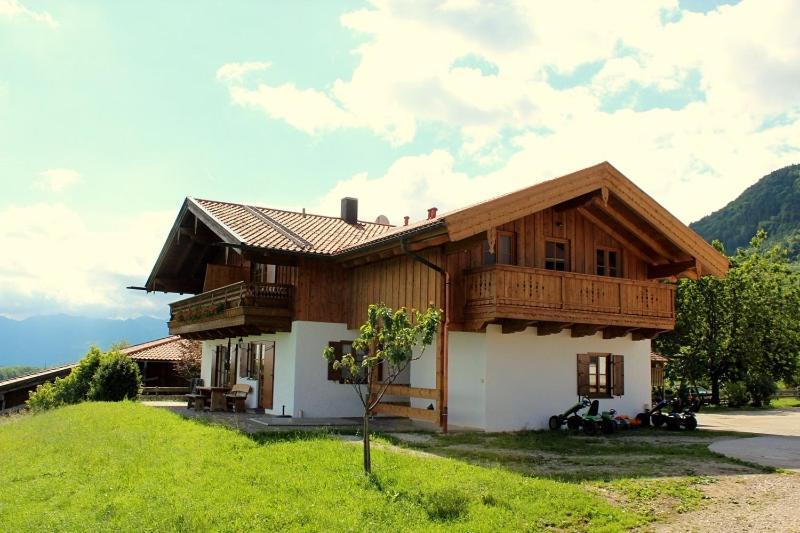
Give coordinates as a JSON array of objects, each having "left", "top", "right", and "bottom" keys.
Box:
[
  {"left": 702, "top": 408, "right": 800, "bottom": 471},
  {"left": 700, "top": 407, "right": 800, "bottom": 436}
]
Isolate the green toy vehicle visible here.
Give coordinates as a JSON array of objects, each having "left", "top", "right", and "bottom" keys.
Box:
[
  {"left": 548, "top": 397, "right": 591, "bottom": 431},
  {"left": 581, "top": 400, "right": 618, "bottom": 435}
]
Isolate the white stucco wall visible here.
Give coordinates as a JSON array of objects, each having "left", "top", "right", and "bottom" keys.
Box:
[
  {"left": 446, "top": 331, "right": 487, "bottom": 430},
  {"left": 290, "top": 321, "right": 365, "bottom": 418},
  {"left": 408, "top": 339, "right": 437, "bottom": 410},
  {"left": 481, "top": 325, "right": 651, "bottom": 432},
  {"left": 199, "top": 319, "right": 651, "bottom": 431}
]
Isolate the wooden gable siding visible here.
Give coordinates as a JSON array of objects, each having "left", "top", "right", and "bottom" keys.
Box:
[
  {"left": 445, "top": 205, "right": 651, "bottom": 326},
  {"left": 347, "top": 249, "right": 443, "bottom": 329}
]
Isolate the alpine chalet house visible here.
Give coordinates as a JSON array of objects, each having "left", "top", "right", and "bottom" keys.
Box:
[{"left": 143, "top": 162, "right": 727, "bottom": 431}]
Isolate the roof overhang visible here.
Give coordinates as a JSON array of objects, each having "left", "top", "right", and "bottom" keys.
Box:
[{"left": 442, "top": 162, "right": 729, "bottom": 278}]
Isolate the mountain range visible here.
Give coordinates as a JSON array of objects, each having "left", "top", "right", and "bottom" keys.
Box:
[
  {"left": 691, "top": 164, "right": 800, "bottom": 261},
  {"left": 0, "top": 315, "right": 167, "bottom": 368}
]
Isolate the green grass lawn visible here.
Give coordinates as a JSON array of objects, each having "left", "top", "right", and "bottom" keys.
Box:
[{"left": 0, "top": 403, "right": 649, "bottom": 532}]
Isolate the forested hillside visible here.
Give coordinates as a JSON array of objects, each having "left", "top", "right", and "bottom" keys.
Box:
[{"left": 690, "top": 164, "right": 800, "bottom": 260}]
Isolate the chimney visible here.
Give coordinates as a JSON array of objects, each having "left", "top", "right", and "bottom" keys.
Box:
[
  {"left": 340, "top": 197, "right": 358, "bottom": 224},
  {"left": 403, "top": 216, "right": 409, "bottom": 226},
  {"left": 427, "top": 207, "right": 438, "bottom": 220}
]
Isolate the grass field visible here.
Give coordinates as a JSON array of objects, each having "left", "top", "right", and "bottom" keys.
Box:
[{"left": 0, "top": 402, "right": 652, "bottom": 532}]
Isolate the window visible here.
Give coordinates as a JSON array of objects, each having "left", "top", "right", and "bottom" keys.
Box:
[
  {"left": 252, "top": 262, "right": 276, "bottom": 283},
  {"left": 483, "top": 231, "right": 516, "bottom": 266},
  {"left": 577, "top": 353, "right": 624, "bottom": 398},
  {"left": 327, "top": 341, "right": 382, "bottom": 384},
  {"left": 596, "top": 248, "right": 619, "bottom": 277},
  {"left": 545, "top": 240, "right": 568, "bottom": 271}
]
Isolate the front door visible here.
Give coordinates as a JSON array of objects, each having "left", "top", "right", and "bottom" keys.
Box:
[{"left": 259, "top": 343, "right": 275, "bottom": 409}]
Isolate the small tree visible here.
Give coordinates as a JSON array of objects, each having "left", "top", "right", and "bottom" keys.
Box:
[
  {"left": 323, "top": 304, "right": 441, "bottom": 474},
  {"left": 174, "top": 339, "right": 202, "bottom": 382},
  {"left": 88, "top": 351, "right": 142, "bottom": 401}
]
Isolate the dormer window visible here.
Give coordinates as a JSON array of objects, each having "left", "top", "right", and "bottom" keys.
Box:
[{"left": 483, "top": 231, "right": 516, "bottom": 265}]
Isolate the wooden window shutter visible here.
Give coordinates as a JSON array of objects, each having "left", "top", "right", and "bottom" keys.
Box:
[
  {"left": 327, "top": 342, "right": 342, "bottom": 382},
  {"left": 577, "top": 353, "right": 590, "bottom": 396},
  {"left": 612, "top": 355, "right": 625, "bottom": 396}
]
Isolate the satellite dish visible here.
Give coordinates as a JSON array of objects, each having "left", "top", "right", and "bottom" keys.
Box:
[{"left": 375, "top": 214, "right": 390, "bottom": 225}]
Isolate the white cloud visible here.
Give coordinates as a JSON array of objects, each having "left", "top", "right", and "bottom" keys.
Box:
[
  {"left": 36, "top": 168, "right": 80, "bottom": 192},
  {"left": 0, "top": 0, "right": 57, "bottom": 27},
  {"left": 0, "top": 203, "right": 174, "bottom": 318},
  {"left": 215, "top": 61, "right": 271, "bottom": 83},
  {"left": 221, "top": 0, "right": 800, "bottom": 223}
]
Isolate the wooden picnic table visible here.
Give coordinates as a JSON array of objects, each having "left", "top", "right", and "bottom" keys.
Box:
[{"left": 195, "top": 386, "right": 231, "bottom": 412}]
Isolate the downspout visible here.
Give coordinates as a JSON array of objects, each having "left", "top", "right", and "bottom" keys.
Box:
[{"left": 400, "top": 238, "right": 450, "bottom": 433}]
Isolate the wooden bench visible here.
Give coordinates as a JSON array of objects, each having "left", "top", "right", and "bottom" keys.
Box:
[
  {"left": 225, "top": 384, "right": 251, "bottom": 413},
  {"left": 185, "top": 393, "right": 206, "bottom": 411}
]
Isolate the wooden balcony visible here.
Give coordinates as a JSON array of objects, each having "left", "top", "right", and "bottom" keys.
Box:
[
  {"left": 463, "top": 265, "right": 675, "bottom": 335},
  {"left": 168, "top": 281, "right": 293, "bottom": 339}
]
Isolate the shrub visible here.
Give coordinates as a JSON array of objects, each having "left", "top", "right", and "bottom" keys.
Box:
[
  {"left": 27, "top": 347, "right": 141, "bottom": 411},
  {"left": 88, "top": 352, "right": 141, "bottom": 402},
  {"left": 723, "top": 381, "right": 750, "bottom": 407},
  {"left": 745, "top": 373, "right": 778, "bottom": 407},
  {"left": 59, "top": 347, "right": 103, "bottom": 404},
  {"left": 27, "top": 380, "right": 64, "bottom": 412}
]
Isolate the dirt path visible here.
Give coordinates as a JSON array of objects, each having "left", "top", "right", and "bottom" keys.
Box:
[{"left": 652, "top": 472, "right": 800, "bottom": 532}]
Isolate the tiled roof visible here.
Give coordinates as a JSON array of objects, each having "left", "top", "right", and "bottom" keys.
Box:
[
  {"left": 651, "top": 352, "right": 669, "bottom": 362},
  {"left": 193, "top": 198, "right": 400, "bottom": 255},
  {"left": 121, "top": 336, "right": 186, "bottom": 361}
]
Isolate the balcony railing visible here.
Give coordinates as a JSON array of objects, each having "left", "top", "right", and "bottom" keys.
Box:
[
  {"left": 464, "top": 265, "right": 674, "bottom": 324},
  {"left": 169, "top": 281, "right": 292, "bottom": 324}
]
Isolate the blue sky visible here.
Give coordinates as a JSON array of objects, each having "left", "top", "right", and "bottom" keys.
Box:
[{"left": 1, "top": 0, "right": 798, "bottom": 320}]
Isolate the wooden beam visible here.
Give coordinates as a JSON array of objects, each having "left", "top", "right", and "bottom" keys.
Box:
[
  {"left": 647, "top": 260, "right": 696, "bottom": 279},
  {"left": 577, "top": 206, "right": 659, "bottom": 264},
  {"left": 501, "top": 319, "right": 534, "bottom": 334},
  {"left": 591, "top": 198, "right": 677, "bottom": 260},
  {"left": 632, "top": 329, "right": 663, "bottom": 341},
  {"left": 406, "top": 234, "right": 450, "bottom": 252},
  {"left": 570, "top": 324, "right": 604, "bottom": 338},
  {"left": 603, "top": 326, "right": 635, "bottom": 339},
  {"left": 372, "top": 402, "right": 439, "bottom": 423},
  {"left": 371, "top": 384, "right": 439, "bottom": 400},
  {"left": 536, "top": 322, "right": 571, "bottom": 336},
  {"left": 553, "top": 191, "right": 600, "bottom": 213}
]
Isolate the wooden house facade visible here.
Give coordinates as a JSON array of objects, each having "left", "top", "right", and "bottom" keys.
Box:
[{"left": 142, "top": 162, "right": 727, "bottom": 430}]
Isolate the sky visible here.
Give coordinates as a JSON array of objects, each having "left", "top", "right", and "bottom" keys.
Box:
[{"left": 0, "top": 0, "right": 798, "bottom": 321}]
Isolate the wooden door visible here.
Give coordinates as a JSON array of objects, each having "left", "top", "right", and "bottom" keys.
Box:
[{"left": 260, "top": 344, "right": 275, "bottom": 409}]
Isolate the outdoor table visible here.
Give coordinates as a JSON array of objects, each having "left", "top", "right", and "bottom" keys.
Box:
[{"left": 196, "top": 386, "right": 230, "bottom": 412}]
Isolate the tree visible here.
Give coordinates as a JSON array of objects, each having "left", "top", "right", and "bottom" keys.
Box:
[
  {"left": 174, "top": 339, "right": 202, "bottom": 382},
  {"left": 657, "top": 231, "right": 800, "bottom": 405},
  {"left": 657, "top": 270, "right": 734, "bottom": 404},
  {"left": 725, "top": 231, "right": 800, "bottom": 404},
  {"left": 323, "top": 304, "right": 441, "bottom": 474}
]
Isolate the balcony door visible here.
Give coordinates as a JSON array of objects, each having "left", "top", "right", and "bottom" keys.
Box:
[{"left": 249, "top": 341, "right": 276, "bottom": 409}]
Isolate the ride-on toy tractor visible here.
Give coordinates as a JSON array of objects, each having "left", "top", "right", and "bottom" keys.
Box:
[
  {"left": 548, "top": 397, "right": 591, "bottom": 431},
  {"left": 636, "top": 398, "right": 699, "bottom": 430},
  {"left": 582, "top": 400, "right": 618, "bottom": 435}
]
